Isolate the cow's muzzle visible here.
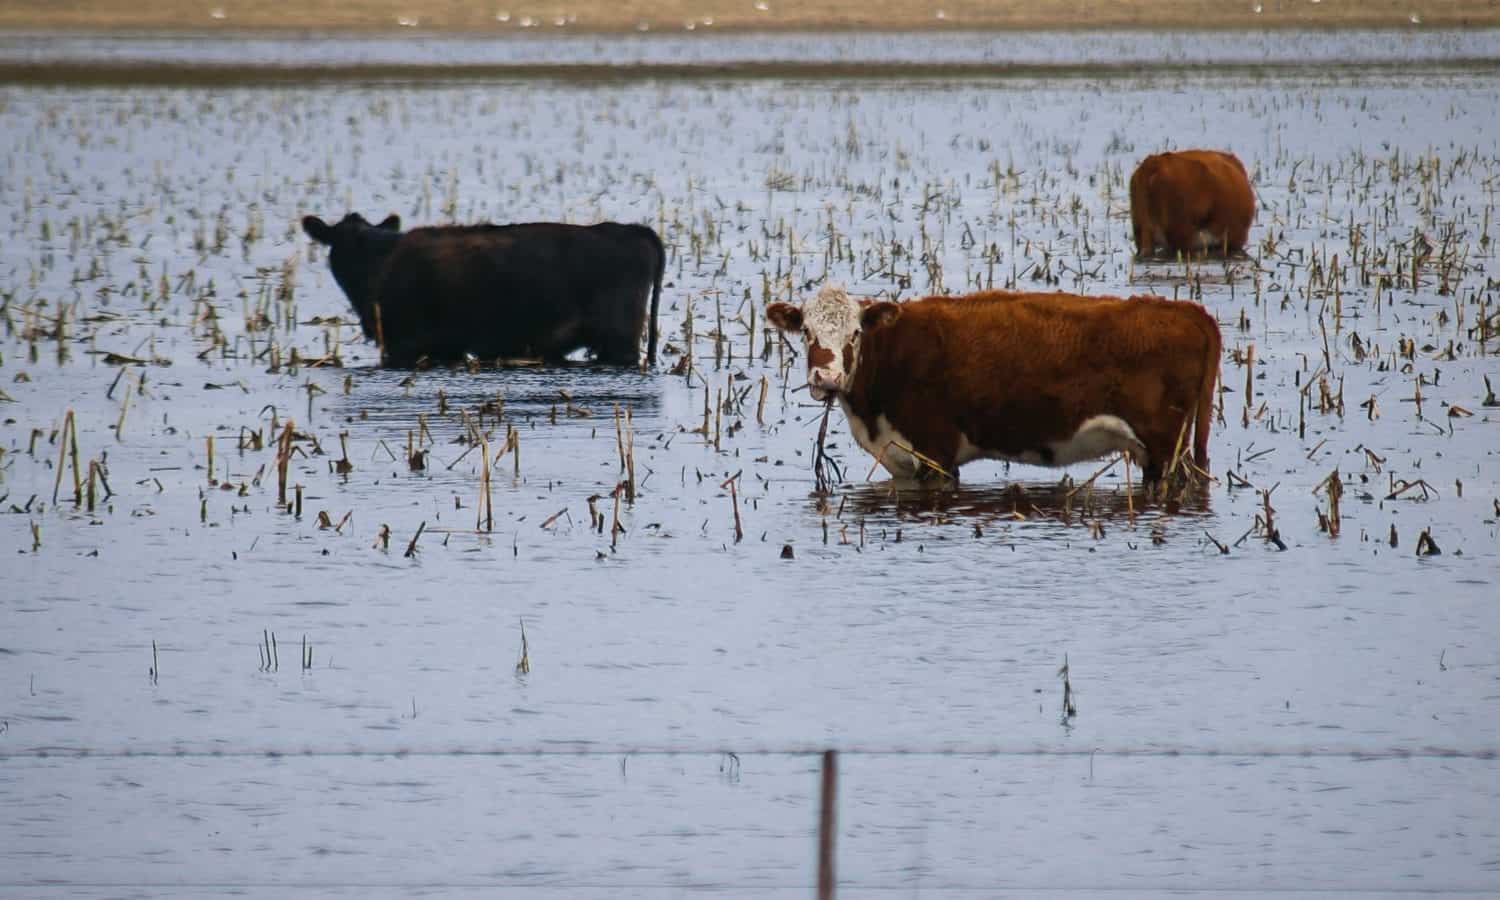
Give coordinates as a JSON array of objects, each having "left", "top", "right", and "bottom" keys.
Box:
[{"left": 808, "top": 369, "right": 843, "bottom": 401}]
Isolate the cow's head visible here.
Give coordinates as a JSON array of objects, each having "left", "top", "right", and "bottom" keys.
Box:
[
  {"left": 301, "top": 212, "right": 402, "bottom": 325},
  {"left": 766, "top": 285, "right": 901, "bottom": 401},
  {"left": 302, "top": 211, "right": 401, "bottom": 246}
]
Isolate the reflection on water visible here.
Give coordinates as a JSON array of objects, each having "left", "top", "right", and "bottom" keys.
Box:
[
  {"left": 835, "top": 477, "right": 1213, "bottom": 530},
  {"left": 328, "top": 365, "right": 667, "bottom": 424}
]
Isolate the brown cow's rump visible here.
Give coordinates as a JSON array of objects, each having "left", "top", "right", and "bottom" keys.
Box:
[{"left": 1130, "top": 149, "right": 1255, "bottom": 259}]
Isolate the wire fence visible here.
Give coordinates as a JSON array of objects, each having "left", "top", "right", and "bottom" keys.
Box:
[
  {"left": 7, "top": 744, "right": 1499, "bottom": 896},
  {"left": 3, "top": 742, "right": 1497, "bottom": 761}
]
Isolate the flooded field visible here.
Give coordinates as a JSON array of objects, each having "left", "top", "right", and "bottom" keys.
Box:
[{"left": 2, "top": 34, "right": 1499, "bottom": 896}]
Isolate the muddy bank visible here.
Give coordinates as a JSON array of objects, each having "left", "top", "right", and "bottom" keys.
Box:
[{"left": 2, "top": 0, "right": 1497, "bottom": 33}]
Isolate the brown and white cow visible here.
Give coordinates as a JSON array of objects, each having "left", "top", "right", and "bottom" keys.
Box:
[
  {"left": 1130, "top": 149, "right": 1255, "bottom": 258},
  {"left": 766, "top": 286, "right": 1221, "bottom": 482}
]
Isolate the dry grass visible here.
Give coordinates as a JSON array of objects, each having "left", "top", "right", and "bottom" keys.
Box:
[{"left": 2, "top": 0, "right": 1496, "bottom": 32}]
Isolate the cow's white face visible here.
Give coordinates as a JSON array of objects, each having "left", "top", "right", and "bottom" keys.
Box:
[{"left": 766, "top": 285, "right": 901, "bottom": 401}]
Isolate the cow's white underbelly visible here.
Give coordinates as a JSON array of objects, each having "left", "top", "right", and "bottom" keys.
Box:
[
  {"left": 1047, "top": 415, "right": 1146, "bottom": 465},
  {"left": 963, "top": 415, "right": 1145, "bottom": 468},
  {"left": 843, "top": 402, "right": 1147, "bottom": 480}
]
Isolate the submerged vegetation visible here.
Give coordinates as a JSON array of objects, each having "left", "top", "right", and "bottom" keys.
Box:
[{"left": 1, "top": 74, "right": 1493, "bottom": 565}]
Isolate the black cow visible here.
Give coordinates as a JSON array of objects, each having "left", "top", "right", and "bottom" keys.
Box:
[{"left": 301, "top": 213, "right": 664, "bottom": 367}]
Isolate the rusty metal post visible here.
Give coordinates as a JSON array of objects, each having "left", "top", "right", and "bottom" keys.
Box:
[{"left": 817, "top": 749, "right": 837, "bottom": 900}]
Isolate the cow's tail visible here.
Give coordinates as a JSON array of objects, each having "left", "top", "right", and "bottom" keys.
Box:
[
  {"left": 1193, "top": 305, "right": 1222, "bottom": 471},
  {"left": 1128, "top": 164, "right": 1149, "bottom": 256},
  {"left": 645, "top": 227, "right": 665, "bottom": 366}
]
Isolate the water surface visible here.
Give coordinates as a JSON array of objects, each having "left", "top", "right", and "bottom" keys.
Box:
[{"left": 1, "top": 44, "right": 1498, "bottom": 896}]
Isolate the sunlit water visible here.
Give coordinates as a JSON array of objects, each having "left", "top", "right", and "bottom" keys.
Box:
[{"left": 1, "top": 37, "right": 1498, "bottom": 895}]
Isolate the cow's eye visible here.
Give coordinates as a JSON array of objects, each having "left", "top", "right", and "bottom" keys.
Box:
[{"left": 853, "top": 328, "right": 862, "bottom": 339}]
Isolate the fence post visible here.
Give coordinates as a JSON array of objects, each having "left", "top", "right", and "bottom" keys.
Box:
[{"left": 817, "top": 749, "right": 837, "bottom": 900}]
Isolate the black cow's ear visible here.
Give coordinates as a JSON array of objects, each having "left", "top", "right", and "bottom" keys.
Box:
[
  {"left": 861, "top": 301, "right": 902, "bottom": 331},
  {"left": 302, "top": 216, "right": 333, "bottom": 244},
  {"left": 377, "top": 214, "right": 401, "bottom": 231},
  {"left": 764, "top": 302, "right": 803, "bottom": 333}
]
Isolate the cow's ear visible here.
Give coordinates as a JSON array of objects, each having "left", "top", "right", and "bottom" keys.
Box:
[
  {"left": 861, "top": 301, "right": 901, "bottom": 331},
  {"left": 764, "top": 302, "right": 803, "bottom": 333},
  {"left": 377, "top": 214, "right": 401, "bottom": 231},
  {"left": 302, "top": 216, "right": 334, "bottom": 244}
]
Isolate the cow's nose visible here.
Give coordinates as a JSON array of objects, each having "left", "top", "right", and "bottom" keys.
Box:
[{"left": 809, "top": 369, "right": 842, "bottom": 391}]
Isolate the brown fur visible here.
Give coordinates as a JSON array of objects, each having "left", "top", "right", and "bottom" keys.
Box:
[
  {"left": 840, "top": 290, "right": 1221, "bottom": 480},
  {"left": 1130, "top": 149, "right": 1255, "bottom": 258}
]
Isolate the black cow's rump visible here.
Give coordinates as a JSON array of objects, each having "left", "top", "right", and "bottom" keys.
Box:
[{"left": 302, "top": 213, "right": 664, "bottom": 368}]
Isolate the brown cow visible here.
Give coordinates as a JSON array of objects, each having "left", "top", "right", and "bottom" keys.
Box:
[
  {"left": 766, "top": 286, "right": 1221, "bottom": 482},
  {"left": 1130, "top": 149, "right": 1255, "bottom": 258}
]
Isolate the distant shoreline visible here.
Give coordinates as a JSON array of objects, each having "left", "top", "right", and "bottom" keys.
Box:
[
  {"left": 7, "top": 24, "right": 1498, "bottom": 86},
  {"left": 2, "top": 0, "right": 1497, "bottom": 34},
  {"left": 4, "top": 57, "right": 1499, "bottom": 89}
]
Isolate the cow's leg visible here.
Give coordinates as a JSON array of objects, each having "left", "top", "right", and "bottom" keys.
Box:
[
  {"left": 1143, "top": 221, "right": 1170, "bottom": 259},
  {"left": 878, "top": 448, "right": 923, "bottom": 481},
  {"left": 383, "top": 329, "right": 449, "bottom": 368},
  {"left": 1135, "top": 423, "right": 1191, "bottom": 484},
  {"left": 915, "top": 460, "right": 957, "bottom": 486},
  {"left": 392, "top": 316, "right": 477, "bottom": 365},
  {"left": 1163, "top": 218, "right": 1201, "bottom": 258},
  {"left": 875, "top": 437, "right": 964, "bottom": 483},
  {"left": 380, "top": 337, "right": 420, "bottom": 368},
  {"left": 1194, "top": 228, "right": 1226, "bottom": 255},
  {"left": 592, "top": 337, "right": 641, "bottom": 367},
  {"left": 846, "top": 409, "right": 954, "bottom": 482},
  {"left": 1132, "top": 221, "right": 1150, "bottom": 260},
  {"left": 1227, "top": 218, "right": 1252, "bottom": 256}
]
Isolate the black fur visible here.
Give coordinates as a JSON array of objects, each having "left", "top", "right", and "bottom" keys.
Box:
[{"left": 302, "top": 213, "right": 664, "bottom": 368}]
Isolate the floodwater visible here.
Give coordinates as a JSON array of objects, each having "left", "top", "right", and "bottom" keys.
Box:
[{"left": 2, "top": 31, "right": 1499, "bottom": 897}]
